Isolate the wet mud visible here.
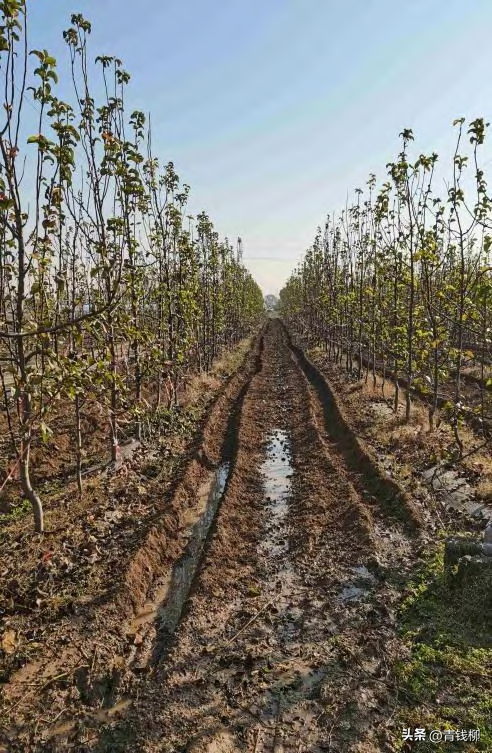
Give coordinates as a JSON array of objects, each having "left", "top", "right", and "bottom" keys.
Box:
[
  {"left": 8, "top": 320, "right": 423, "bottom": 752},
  {"left": 84, "top": 319, "right": 421, "bottom": 753}
]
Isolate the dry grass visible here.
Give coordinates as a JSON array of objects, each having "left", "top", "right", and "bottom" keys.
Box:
[
  {"left": 477, "top": 479, "right": 492, "bottom": 503},
  {"left": 181, "top": 339, "right": 253, "bottom": 409}
]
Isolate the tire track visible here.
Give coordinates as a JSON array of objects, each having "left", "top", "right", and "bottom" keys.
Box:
[
  {"left": 285, "top": 325, "right": 423, "bottom": 537},
  {"left": 81, "top": 319, "right": 417, "bottom": 753}
]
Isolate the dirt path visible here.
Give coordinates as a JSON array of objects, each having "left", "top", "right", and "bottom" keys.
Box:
[{"left": 72, "top": 318, "right": 420, "bottom": 753}]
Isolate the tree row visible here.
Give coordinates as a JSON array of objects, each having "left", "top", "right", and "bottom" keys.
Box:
[
  {"left": 0, "top": 4, "right": 264, "bottom": 531},
  {"left": 280, "top": 123, "right": 492, "bottom": 453}
]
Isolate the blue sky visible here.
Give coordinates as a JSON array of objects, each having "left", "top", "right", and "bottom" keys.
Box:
[{"left": 27, "top": 0, "right": 492, "bottom": 294}]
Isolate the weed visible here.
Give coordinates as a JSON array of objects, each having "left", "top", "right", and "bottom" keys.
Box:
[
  {"left": 0, "top": 498, "right": 31, "bottom": 525},
  {"left": 392, "top": 544, "right": 492, "bottom": 751}
]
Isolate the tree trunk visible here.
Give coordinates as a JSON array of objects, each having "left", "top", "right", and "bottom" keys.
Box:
[{"left": 20, "top": 428, "right": 43, "bottom": 533}]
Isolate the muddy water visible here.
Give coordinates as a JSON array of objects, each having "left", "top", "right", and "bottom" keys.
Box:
[
  {"left": 260, "top": 432, "right": 377, "bottom": 610},
  {"left": 157, "top": 462, "right": 231, "bottom": 640},
  {"left": 259, "top": 430, "right": 301, "bottom": 634},
  {"left": 261, "top": 430, "right": 292, "bottom": 560},
  {"left": 256, "top": 430, "right": 326, "bottom": 735},
  {"left": 338, "top": 565, "right": 377, "bottom": 602},
  {"left": 128, "top": 461, "right": 231, "bottom": 667}
]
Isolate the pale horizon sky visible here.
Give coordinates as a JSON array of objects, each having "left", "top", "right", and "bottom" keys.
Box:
[{"left": 28, "top": 0, "right": 492, "bottom": 295}]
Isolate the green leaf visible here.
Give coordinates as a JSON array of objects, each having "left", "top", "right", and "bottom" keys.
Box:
[{"left": 39, "top": 421, "right": 53, "bottom": 444}]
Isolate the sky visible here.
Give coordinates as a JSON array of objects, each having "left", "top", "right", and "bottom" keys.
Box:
[{"left": 24, "top": 0, "right": 492, "bottom": 294}]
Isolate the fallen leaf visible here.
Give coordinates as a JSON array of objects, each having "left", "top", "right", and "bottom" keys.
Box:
[{"left": 1, "top": 629, "right": 17, "bottom": 654}]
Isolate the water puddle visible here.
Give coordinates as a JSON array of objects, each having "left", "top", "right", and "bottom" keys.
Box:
[
  {"left": 261, "top": 430, "right": 293, "bottom": 560},
  {"left": 128, "top": 462, "right": 230, "bottom": 662},
  {"left": 259, "top": 430, "right": 304, "bottom": 645},
  {"left": 255, "top": 431, "right": 331, "bottom": 738},
  {"left": 157, "top": 462, "right": 230, "bottom": 637},
  {"left": 338, "top": 565, "right": 377, "bottom": 603}
]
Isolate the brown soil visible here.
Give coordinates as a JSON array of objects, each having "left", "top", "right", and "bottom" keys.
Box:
[
  {"left": 1, "top": 320, "right": 487, "bottom": 751},
  {"left": 310, "top": 349, "right": 492, "bottom": 532},
  {"left": 33, "top": 319, "right": 424, "bottom": 752},
  {"left": 0, "top": 337, "right": 261, "bottom": 749}
]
